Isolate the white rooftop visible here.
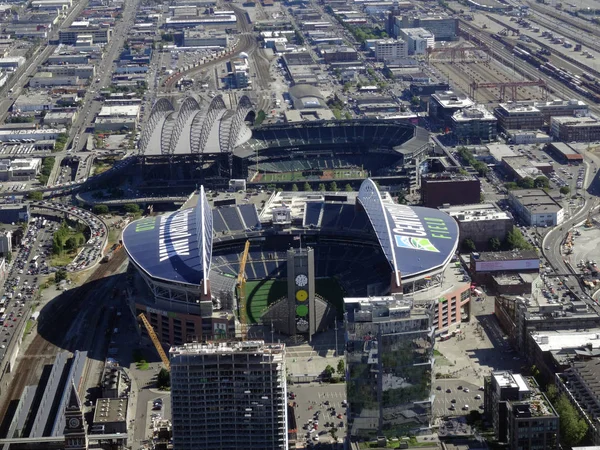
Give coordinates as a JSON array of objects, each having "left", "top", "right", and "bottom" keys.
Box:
[{"left": 532, "top": 329, "right": 600, "bottom": 352}]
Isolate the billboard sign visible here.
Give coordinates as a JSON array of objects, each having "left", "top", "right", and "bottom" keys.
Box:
[{"left": 475, "top": 259, "right": 540, "bottom": 272}]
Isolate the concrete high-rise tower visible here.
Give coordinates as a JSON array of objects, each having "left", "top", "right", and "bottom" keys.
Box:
[{"left": 170, "top": 341, "right": 288, "bottom": 450}]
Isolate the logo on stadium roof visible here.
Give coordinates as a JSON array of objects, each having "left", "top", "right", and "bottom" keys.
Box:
[{"left": 394, "top": 235, "right": 439, "bottom": 253}]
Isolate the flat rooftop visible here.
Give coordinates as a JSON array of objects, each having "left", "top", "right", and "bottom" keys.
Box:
[
  {"left": 532, "top": 329, "right": 600, "bottom": 352},
  {"left": 492, "top": 371, "right": 530, "bottom": 391},
  {"left": 440, "top": 203, "right": 511, "bottom": 222},
  {"left": 552, "top": 115, "right": 600, "bottom": 126},
  {"left": 510, "top": 189, "right": 562, "bottom": 214},
  {"left": 473, "top": 249, "right": 538, "bottom": 262},
  {"left": 170, "top": 340, "right": 285, "bottom": 357},
  {"left": 93, "top": 398, "right": 127, "bottom": 424}
]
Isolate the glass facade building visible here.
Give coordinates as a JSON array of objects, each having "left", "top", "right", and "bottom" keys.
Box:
[{"left": 344, "top": 295, "right": 435, "bottom": 439}]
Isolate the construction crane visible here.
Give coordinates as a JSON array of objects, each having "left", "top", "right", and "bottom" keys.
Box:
[
  {"left": 237, "top": 240, "right": 251, "bottom": 339},
  {"left": 138, "top": 313, "right": 170, "bottom": 371}
]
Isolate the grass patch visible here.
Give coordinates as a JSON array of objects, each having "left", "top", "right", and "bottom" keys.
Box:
[
  {"left": 257, "top": 168, "right": 367, "bottom": 183},
  {"left": 92, "top": 162, "right": 111, "bottom": 175},
  {"left": 107, "top": 229, "right": 120, "bottom": 247},
  {"left": 24, "top": 319, "right": 35, "bottom": 334},
  {"left": 433, "top": 349, "right": 453, "bottom": 366},
  {"left": 51, "top": 251, "right": 78, "bottom": 267},
  {"left": 359, "top": 437, "right": 438, "bottom": 449}
]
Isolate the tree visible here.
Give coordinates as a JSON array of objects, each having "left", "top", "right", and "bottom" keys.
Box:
[
  {"left": 330, "top": 426, "right": 338, "bottom": 441},
  {"left": 489, "top": 237, "right": 501, "bottom": 251},
  {"left": 28, "top": 191, "right": 43, "bottom": 201},
  {"left": 329, "top": 181, "right": 338, "bottom": 191},
  {"left": 534, "top": 175, "right": 550, "bottom": 189},
  {"left": 255, "top": 110, "right": 266, "bottom": 126},
  {"left": 462, "top": 238, "right": 476, "bottom": 252},
  {"left": 55, "top": 269, "right": 68, "bottom": 283},
  {"left": 303, "top": 182, "right": 312, "bottom": 192},
  {"left": 65, "top": 237, "right": 78, "bottom": 251},
  {"left": 555, "top": 394, "right": 588, "bottom": 447},
  {"left": 506, "top": 228, "right": 533, "bottom": 250},
  {"left": 560, "top": 186, "right": 571, "bottom": 195},
  {"left": 93, "top": 204, "right": 109, "bottom": 215},
  {"left": 291, "top": 183, "right": 298, "bottom": 192},
  {"left": 157, "top": 367, "right": 171, "bottom": 389},
  {"left": 323, "top": 365, "right": 335, "bottom": 380},
  {"left": 318, "top": 183, "right": 326, "bottom": 192},
  {"left": 123, "top": 203, "right": 140, "bottom": 214},
  {"left": 518, "top": 176, "right": 535, "bottom": 189},
  {"left": 344, "top": 183, "right": 353, "bottom": 192},
  {"left": 337, "top": 359, "right": 345, "bottom": 376}
]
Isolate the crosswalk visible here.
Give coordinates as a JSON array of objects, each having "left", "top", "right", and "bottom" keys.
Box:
[{"left": 317, "top": 391, "right": 345, "bottom": 399}]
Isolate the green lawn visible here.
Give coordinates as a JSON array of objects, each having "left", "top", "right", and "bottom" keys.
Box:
[
  {"left": 243, "top": 277, "right": 346, "bottom": 323},
  {"left": 257, "top": 168, "right": 367, "bottom": 183}
]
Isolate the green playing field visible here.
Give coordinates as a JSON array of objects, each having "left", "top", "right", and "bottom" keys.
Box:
[{"left": 254, "top": 169, "right": 367, "bottom": 183}]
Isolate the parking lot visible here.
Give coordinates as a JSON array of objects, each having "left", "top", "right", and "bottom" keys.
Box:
[
  {"left": 432, "top": 380, "right": 484, "bottom": 418},
  {"left": 290, "top": 383, "right": 346, "bottom": 447}
]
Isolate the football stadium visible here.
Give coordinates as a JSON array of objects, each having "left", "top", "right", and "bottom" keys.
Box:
[
  {"left": 137, "top": 95, "right": 429, "bottom": 191},
  {"left": 123, "top": 179, "right": 466, "bottom": 345}
]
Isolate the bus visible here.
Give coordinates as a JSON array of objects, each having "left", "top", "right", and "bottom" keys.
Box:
[
  {"left": 41, "top": 219, "right": 48, "bottom": 228},
  {"left": 32, "top": 255, "right": 39, "bottom": 263}
]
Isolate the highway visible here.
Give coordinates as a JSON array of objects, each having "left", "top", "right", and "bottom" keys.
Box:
[{"left": 542, "top": 152, "right": 600, "bottom": 314}]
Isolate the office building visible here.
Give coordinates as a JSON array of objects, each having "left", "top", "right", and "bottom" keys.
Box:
[
  {"left": 374, "top": 39, "right": 408, "bottom": 62},
  {"left": 396, "top": 15, "right": 457, "bottom": 41},
  {"left": 451, "top": 104, "right": 498, "bottom": 143},
  {"left": 170, "top": 341, "right": 288, "bottom": 450},
  {"left": 429, "top": 91, "right": 474, "bottom": 126},
  {"left": 484, "top": 371, "right": 559, "bottom": 449},
  {"left": 494, "top": 103, "right": 544, "bottom": 131},
  {"left": 421, "top": 172, "right": 480, "bottom": 207},
  {"left": 397, "top": 28, "right": 434, "bottom": 55},
  {"left": 345, "top": 295, "right": 435, "bottom": 439},
  {"left": 59, "top": 23, "right": 113, "bottom": 44},
  {"left": 440, "top": 203, "right": 513, "bottom": 250},
  {"left": 550, "top": 115, "right": 600, "bottom": 142},
  {"left": 536, "top": 98, "right": 588, "bottom": 122},
  {"left": 508, "top": 189, "right": 563, "bottom": 227}
]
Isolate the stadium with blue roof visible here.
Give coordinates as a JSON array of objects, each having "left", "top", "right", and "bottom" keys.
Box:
[{"left": 123, "top": 179, "right": 463, "bottom": 345}]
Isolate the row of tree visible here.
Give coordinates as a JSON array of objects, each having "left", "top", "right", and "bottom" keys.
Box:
[
  {"left": 52, "top": 221, "right": 85, "bottom": 255},
  {"left": 462, "top": 228, "right": 533, "bottom": 252}
]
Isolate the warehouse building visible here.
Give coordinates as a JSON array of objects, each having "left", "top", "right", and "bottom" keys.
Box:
[
  {"left": 508, "top": 189, "right": 563, "bottom": 227},
  {"left": 0, "top": 158, "right": 42, "bottom": 181},
  {"left": 550, "top": 115, "right": 600, "bottom": 142},
  {"left": 545, "top": 142, "right": 583, "bottom": 164}
]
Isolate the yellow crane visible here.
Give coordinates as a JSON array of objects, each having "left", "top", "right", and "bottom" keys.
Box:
[
  {"left": 237, "top": 240, "right": 250, "bottom": 339},
  {"left": 138, "top": 313, "right": 170, "bottom": 371}
]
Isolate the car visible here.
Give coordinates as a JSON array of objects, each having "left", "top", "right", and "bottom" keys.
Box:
[
  {"left": 449, "top": 405, "right": 456, "bottom": 410},
  {"left": 464, "top": 388, "right": 469, "bottom": 393},
  {"left": 463, "top": 405, "right": 469, "bottom": 410},
  {"left": 446, "top": 388, "right": 452, "bottom": 393},
  {"left": 451, "top": 399, "right": 456, "bottom": 403},
  {"left": 475, "top": 394, "right": 481, "bottom": 400},
  {"left": 436, "top": 386, "right": 442, "bottom": 390}
]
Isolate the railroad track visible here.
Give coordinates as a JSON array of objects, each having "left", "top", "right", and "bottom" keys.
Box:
[
  {"left": 0, "top": 249, "right": 127, "bottom": 425},
  {"left": 162, "top": 6, "right": 256, "bottom": 92}
]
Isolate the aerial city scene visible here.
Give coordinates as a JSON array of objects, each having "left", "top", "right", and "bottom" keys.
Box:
[{"left": 0, "top": 0, "right": 599, "bottom": 447}]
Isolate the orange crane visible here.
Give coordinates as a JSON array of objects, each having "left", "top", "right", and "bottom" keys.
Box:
[
  {"left": 237, "top": 240, "right": 250, "bottom": 339},
  {"left": 138, "top": 313, "right": 170, "bottom": 371}
]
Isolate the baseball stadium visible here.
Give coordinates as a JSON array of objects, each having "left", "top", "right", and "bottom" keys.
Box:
[
  {"left": 137, "top": 95, "right": 429, "bottom": 190},
  {"left": 123, "top": 179, "right": 464, "bottom": 345}
]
